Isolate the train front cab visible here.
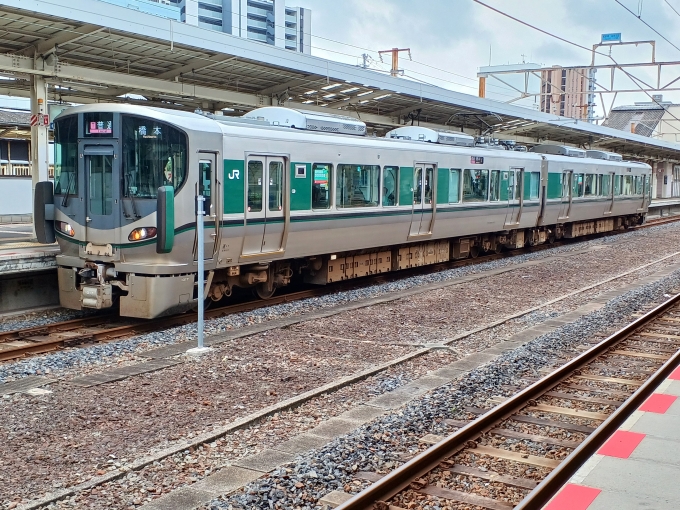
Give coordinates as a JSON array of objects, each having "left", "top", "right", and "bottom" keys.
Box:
[{"left": 35, "top": 107, "right": 202, "bottom": 317}]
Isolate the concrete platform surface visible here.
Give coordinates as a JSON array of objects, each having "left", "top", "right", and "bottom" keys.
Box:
[
  {"left": 544, "top": 366, "right": 680, "bottom": 510},
  {"left": 0, "top": 245, "right": 59, "bottom": 273},
  {"left": 0, "top": 228, "right": 59, "bottom": 275}
]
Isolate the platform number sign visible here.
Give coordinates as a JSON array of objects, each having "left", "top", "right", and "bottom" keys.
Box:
[{"left": 470, "top": 156, "right": 484, "bottom": 164}]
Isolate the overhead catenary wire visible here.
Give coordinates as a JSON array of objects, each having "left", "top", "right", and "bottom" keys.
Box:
[
  {"left": 471, "top": 0, "right": 680, "bottom": 132},
  {"left": 615, "top": 0, "right": 680, "bottom": 54},
  {"left": 664, "top": 0, "right": 680, "bottom": 18},
  {"left": 224, "top": 9, "right": 518, "bottom": 95}
]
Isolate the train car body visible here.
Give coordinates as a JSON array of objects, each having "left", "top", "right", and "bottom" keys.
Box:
[{"left": 35, "top": 104, "right": 652, "bottom": 318}]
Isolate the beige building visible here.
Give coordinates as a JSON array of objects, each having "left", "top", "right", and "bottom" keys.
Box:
[
  {"left": 540, "top": 66, "right": 593, "bottom": 120},
  {"left": 602, "top": 97, "right": 680, "bottom": 199}
]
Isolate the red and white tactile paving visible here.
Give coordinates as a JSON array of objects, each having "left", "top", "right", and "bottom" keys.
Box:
[{"left": 543, "top": 366, "right": 680, "bottom": 510}]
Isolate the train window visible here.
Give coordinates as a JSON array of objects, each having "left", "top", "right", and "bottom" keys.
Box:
[
  {"left": 561, "top": 173, "right": 570, "bottom": 198},
  {"left": 645, "top": 175, "right": 651, "bottom": 197},
  {"left": 614, "top": 175, "right": 622, "bottom": 195},
  {"left": 602, "top": 174, "right": 612, "bottom": 196},
  {"left": 635, "top": 176, "right": 644, "bottom": 195},
  {"left": 336, "top": 164, "right": 380, "bottom": 208},
  {"left": 424, "top": 167, "right": 434, "bottom": 204},
  {"left": 382, "top": 166, "right": 399, "bottom": 206},
  {"left": 526, "top": 172, "right": 540, "bottom": 199},
  {"left": 199, "top": 160, "right": 212, "bottom": 213},
  {"left": 247, "top": 160, "right": 263, "bottom": 212},
  {"left": 414, "top": 168, "right": 422, "bottom": 205},
  {"left": 54, "top": 115, "right": 79, "bottom": 195},
  {"left": 122, "top": 116, "right": 187, "bottom": 198},
  {"left": 87, "top": 155, "right": 113, "bottom": 215},
  {"left": 448, "top": 169, "right": 461, "bottom": 203},
  {"left": 573, "top": 174, "right": 584, "bottom": 197},
  {"left": 489, "top": 170, "right": 501, "bottom": 201},
  {"left": 269, "top": 160, "right": 283, "bottom": 211},
  {"left": 312, "top": 163, "right": 332, "bottom": 210},
  {"left": 584, "top": 174, "right": 596, "bottom": 196},
  {"left": 622, "top": 175, "right": 634, "bottom": 195},
  {"left": 463, "top": 169, "right": 489, "bottom": 202}
]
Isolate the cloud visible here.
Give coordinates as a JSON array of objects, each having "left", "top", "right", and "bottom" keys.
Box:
[{"left": 292, "top": 0, "right": 680, "bottom": 114}]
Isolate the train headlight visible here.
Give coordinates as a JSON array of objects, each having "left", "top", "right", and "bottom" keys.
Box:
[
  {"left": 128, "top": 227, "right": 157, "bottom": 242},
  {"left": 56, "top": 221, "right": 75, "bottom": 237}
]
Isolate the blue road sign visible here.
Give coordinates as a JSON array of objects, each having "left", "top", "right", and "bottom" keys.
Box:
[{"left": 602, "top": 33, "right": 622, "bottom": 43}]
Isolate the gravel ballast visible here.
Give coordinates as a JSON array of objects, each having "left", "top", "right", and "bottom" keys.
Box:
[
  {"left": 2, "top": 222, "right": 680, "bottom": 384},
  {"left": 205, "top": 268, "right": 680, "bottom": 510},
  {"left": 2, "top": 223, "right": 680, "bottom": 509}
]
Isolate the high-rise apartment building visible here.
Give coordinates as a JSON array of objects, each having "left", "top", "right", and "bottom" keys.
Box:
[
  {"left": 173, "top": 0, "right": 311, "bottom": 53},
  {"left": 540, "top": 66, "right": 596, "bottom": 120}
]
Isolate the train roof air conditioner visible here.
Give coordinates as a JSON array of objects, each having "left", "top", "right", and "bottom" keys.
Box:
[
  {"left": 530, "top": 144, "right": 586, "bottom": 158},
  {"left": 242, "top": 107, "right": 366, "bottom": 136},
  {"left": 585, "top": 150, "right": 623, "bottom": 161},
  {"left": 384, "top": 126, "right": 475, "bottom": 147}
]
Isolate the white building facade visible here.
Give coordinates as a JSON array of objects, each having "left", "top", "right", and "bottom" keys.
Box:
[{"left": 175, "top": 0, "right": 311, "bottom": 53}]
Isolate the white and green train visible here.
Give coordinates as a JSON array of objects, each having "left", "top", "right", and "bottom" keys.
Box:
[{"left": 34, "top": 104, "right": 652, "bottom": 318}]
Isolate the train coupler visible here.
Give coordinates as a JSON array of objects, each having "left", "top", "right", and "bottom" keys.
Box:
[{"left": 81, "top": 284, "right": 113, "bottom": 309}]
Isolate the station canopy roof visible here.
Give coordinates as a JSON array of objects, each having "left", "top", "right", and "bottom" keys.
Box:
[{"left": 1, "top": 0, "right": 680, "bottom": 162}]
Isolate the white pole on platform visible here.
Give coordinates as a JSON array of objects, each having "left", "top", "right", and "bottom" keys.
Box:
[
  {"left": 197, "top": 194, "right": 205, "bottom": 349},
  {"left": 188, "top": 194, "right": 209, "bottom": 355}
]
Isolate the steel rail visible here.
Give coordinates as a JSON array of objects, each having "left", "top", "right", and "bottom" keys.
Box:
[
  {"left": 0, "top": 314, "right": 116, "bottom": 342},
  {"left": 0, "top": 288, "right": 324, "bottom": 361},
  {"left": 1, "top": 219, "right": 677, "bottom": 363},
  {"left": 335, "top": 291, "right": 680, "bottom": 510},
  {"left": 515, "top": 343, "right": 680, "bottom": 508}
]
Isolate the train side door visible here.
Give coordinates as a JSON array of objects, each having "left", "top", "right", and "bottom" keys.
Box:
[
  {"left": 604, "top": 171, "right": 614, "bottom": 215},
  {"left": 504, "top": 168, "right": 523, "bottom": 227},
  {"left": 558, "top": 170, "right": 572, "bottom": 220},
  {"left": 82, "top": 144, "right": 120, "bottom": 247},
  {"left": 640, "top": 174, "right": 650, "bottom": 211},
  {"left": 261, "top": 157, "right": 285, "bottom": 252},
  {"left": 242, "top": 155, "right": 286, "bottom": 255},
  {"left": 194, "top": 154, "right": 217, "bottom": 261},
  {"left": 409, "top": 165, "right": 435, "bottom": 237}
]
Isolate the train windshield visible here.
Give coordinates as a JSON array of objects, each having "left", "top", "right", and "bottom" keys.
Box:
[
  {"left": 54, "top": 116, "right": 79, "bottom": 195},
  {"left": 122, "top": 116, "right": 187, "bottom": 198}
]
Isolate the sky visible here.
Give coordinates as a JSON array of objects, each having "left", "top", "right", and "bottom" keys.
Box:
[{"left": 291, "top": 0, "right": 680, "bottom": 119}]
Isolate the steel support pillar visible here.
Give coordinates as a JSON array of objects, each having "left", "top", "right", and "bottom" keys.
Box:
[{"left": 31, "top": 75, "right": 49, "bottom": 237}]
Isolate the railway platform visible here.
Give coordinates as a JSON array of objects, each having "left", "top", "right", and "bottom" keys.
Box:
[
  {"left": 546, "top": 366, "right": 680, "bottom": 510},
  {"left": 647, "top": 197, "right": 680, "bottom": 218},
  {"left": 0, "top": 223, "right": 59, "bottom": 313}
]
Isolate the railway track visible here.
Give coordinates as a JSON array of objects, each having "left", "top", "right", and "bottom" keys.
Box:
[
  {"left": 335, "top": 290, "right": 680, "bottom": 509},
  {"left": 0, "top": 216, "right": 677, "bottom": 363}
]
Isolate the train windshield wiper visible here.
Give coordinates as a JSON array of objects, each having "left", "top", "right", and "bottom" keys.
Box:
[
  {"left": 61, "top": 172, "right": 75, "bottom": 207},
  {"left": 125, "top": 172, "right": 141, "bottom": 220}
]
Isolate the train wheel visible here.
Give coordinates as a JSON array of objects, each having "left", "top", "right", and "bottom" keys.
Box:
[
  {"left": 469, "top": 246, "right": 480, "bottom": 259},
  {"left": 255, "top": 282, "right": 277, "bottom": 300},
  {"left": 191, "top": 298, "right": 212, "bottom": 312}
]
